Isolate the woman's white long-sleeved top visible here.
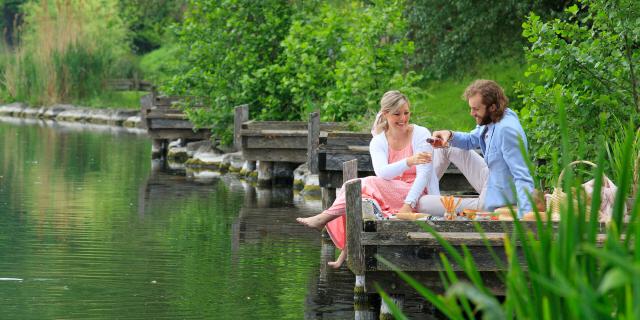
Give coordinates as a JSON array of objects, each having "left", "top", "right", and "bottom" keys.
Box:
[{"left": 369, "top": 125, "right": 440, "bottom": 208}]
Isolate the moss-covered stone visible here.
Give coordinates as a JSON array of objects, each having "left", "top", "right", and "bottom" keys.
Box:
[
  {"left": 185, "top": 158, "right": 222, "bottom": 171},
  {"left": 293, "top": 179, "right": 305, "bottom": 190},
  {"left": 167, "top": 150, "right": 189, "bottom": 163}
]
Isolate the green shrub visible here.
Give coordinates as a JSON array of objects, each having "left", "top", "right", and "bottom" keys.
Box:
[
  {"left": 165, "top": 0, "right": 294, "bottom": 144},
  {"left": 167, "top": 0, "right": 420, "bottom": 144},
  {"left": 518, "top": 0, "right": 640, "bottom": 186},
  {"left": 404, "top": 0, "right": 567, "bottom": 80}
]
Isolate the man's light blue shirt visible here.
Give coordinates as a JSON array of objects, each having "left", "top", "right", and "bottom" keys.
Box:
[{"left": 450, "top": 109, "right": 534, "bottom": 217}]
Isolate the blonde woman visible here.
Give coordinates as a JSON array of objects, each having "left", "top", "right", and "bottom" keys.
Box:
[{"left": 297, "top": 90, "right": 440, "bottom": 268}]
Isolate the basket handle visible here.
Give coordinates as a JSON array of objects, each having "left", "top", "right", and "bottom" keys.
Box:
[{"left": 556, "top": 160, "right": 597, "bottom": 189}]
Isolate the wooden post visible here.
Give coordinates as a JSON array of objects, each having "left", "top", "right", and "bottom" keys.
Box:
[
  {"left": 318, "top": 235, "right": 335, "bottom": 283},
  {"left": 343, "top": 159, "right": 358, "bottom": 182},
  {"left": 307, "top": 112, "right": 320, "bottom": 174},
  {"left": 345, "top": 178, "right": 373, "bottom": 319},
  {"left": 380, "top": 295, "right": 404, "bottom": 320},
  {"left": 321, "top": 188, "right": 336, "bottom": 210},
  {"left": 257, "top": 160, "right": 273, "bottom": 188},
  {"left": 354, "top": 275, "right": 375, "bottom": 320},
  {"left": 345, "top": 172, "right": 364, "bottom": 273},
  {"left": 234, "top": 104, "right": 249, "bottom": 152}
]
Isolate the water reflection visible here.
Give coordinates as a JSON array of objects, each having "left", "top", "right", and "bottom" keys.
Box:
[{"left": 0, "top": 118, "right": 367, "bottom": 319}]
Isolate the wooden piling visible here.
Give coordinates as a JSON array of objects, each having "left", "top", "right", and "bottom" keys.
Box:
[
  {"left": 307, "top": 112, "right": 320, "bottom": 174},
  {"left": 234, "top": 105, "right": 249, "bottom": 152},
  {"left": 345, "top": 177, "right": 375, "bottom": 319},
  {"left": 380, "top": 294, "right": 404, "bottom": 320},
  {"left": 256, "top": 160, "right": 273, "bottom": 188}
]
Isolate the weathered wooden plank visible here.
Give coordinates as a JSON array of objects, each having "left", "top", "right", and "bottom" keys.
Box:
[
  {"left": 146, "top": 129, "right": 210, "bottom": 140},
  {"left": 234, "top": 105, "right": 249, "bottom": 151},
  {"left": 373, "top": 244, "right": 510, "bottom": 272},
  {"left": 374, "top": 220, "right": 525, "bottom": 233},
  {"left": 243, "top": 135, "right": 308, "bottom": 149},
  {"left": 319, "top": 170, "right": 375, "bottom": 189},
  {"left": 241, "top": 129, "right": 308, "bottom": 136},
  {"left": 360, "top": 232, "right": 507, "bottom": 246},
  {"left": 148, "top": 118, "right": 194, "bottom": 129},
  {"left": 243, "top": 120, "right": 307, "bottom": 131},
  {"left": 365, "top": 271, "right": 506, "bottom": 295},
  {"left": 146, "top": 110, "right": 187, "bottom": 120},
  {"left": 319, "top": 151, "right": 373, "bottom": 172},
  {"left": 242, "top": 149, "right": 307, "bottom": 163},
  {"left": 346, "top": 179, "right": 365, "bottom": 275},
  {"left": 242, "top": 120, "right": 347, "bottom": 131},
  {"left": 307, "top": 112, "right": 320, "bottom": 174}
]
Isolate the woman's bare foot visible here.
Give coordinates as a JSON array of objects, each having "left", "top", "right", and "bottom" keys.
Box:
[
  {"left": 296, "top": 212, "right": 336, "bottom": 231},
  {"left": 327, "top": 249, "right": 347, "bottom": 269}
]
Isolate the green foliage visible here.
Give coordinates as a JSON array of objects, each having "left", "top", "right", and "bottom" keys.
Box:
[
  {"left": 2, "top": 0, "right": 129, "bottom": 106},
  {"left": 166, "top": 0, "right": 294, "bottom": 144},
  {"left": 167, "top": 0, "right": 420, "bottom": 144},
  {"left": 404, "top": 0, "right": 567, "bottom": 80},
  {"left": 606, "top": 126, "right": 640, "bottom": 199},
  {"left": 518, "top": 0, "right": 640, "bottom": 186},
  {"left": 117, "top": 0, "right": 187, "bottom": 54}
]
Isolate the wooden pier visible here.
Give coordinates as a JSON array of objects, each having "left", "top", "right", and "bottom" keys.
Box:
[
  {"left": 140, "top": 92, "right": 211, "bottom": 158},
  {"left": 236, "top": 107, "right": 348, "bottom": 163},
  {"left": 337, "top": 159, "right": 608, "bottom": 318}
]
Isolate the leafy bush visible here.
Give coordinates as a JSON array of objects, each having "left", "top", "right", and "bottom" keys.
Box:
[
  {"left": 167, "top": 0, "right": 420, "bottom": 144},
  {"left": 518, "top": 0, "right": 640, "bottom": 186},
  {"left": 404, "top": 0, "right": 567, "bottom": 80},
  {"left": 117, "top": 0, "right": 187, "bottom": 54}
]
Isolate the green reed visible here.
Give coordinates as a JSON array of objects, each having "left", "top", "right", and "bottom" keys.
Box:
[
  {"left": 2, "top": 0, "right": 127, "bottom": 106},
  {"left": 379, "top": 95, "right": 640, "bottom": 319}
]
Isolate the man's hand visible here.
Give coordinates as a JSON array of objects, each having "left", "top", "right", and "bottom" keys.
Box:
[
  {"left": 406, "top": 152, "right": 432, "bottom": 166},
  {"left": 432, "top": 130, "right": 452, "bottom": 142}
]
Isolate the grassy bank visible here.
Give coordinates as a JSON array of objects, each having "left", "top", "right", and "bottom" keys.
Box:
[{"left": 352, "top": 58, "right": 527, "bottom": 133}]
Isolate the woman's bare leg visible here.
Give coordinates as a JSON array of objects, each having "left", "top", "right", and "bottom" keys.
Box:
[
  {"left": 328, "top": 248, "right": 347, "bottom": 269},
  {"left": 296, "top": 212, "right": 338, "bottom": 231}
]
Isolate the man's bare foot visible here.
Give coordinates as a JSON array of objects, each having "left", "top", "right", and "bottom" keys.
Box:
[
  {"left": 327, "top": 250, "right": 347, "bottom": 269},
  {"left": 296, "top": 212, "right": 336, "bottom": 231}
]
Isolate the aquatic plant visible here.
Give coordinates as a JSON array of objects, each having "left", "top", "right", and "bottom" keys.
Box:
[{"left": 2, "top": 0, "right": 128, "bottom": 106}]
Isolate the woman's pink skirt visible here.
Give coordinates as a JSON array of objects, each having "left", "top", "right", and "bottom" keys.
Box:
[{"left": 325, "top": 176, "right": 419, "bottom": 249}]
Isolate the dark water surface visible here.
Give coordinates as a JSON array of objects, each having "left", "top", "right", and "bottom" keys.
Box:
[{"left": 0, "top": 118, "right": 355, "bottom": 319}]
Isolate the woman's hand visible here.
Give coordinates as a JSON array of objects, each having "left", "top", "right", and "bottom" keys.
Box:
[
  {"left": 398, "top": 203, "right": 414, "bottom": 213},
  {"left": 406, "top": 152, "right": 432, "bottom": 166}
]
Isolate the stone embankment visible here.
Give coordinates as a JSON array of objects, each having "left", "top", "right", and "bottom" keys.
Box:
[
  {"left": 0, "top": 102, "right": 141, "bottom": 127},
  {"left": 0, "top": 103, "right": 321, "bottom": 198}
]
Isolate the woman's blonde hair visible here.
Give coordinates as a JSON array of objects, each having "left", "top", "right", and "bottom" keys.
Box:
[{"left": 371, "top": 90, "right": 410, "bottom": 135}]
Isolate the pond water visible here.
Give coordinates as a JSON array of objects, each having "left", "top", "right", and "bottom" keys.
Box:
[{"left": 0, "top": 118, "right": 357, "bottom": 319}]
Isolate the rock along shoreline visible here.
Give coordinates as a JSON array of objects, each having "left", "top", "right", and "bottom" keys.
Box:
[{"left": 0, "top": 103, "right": 322, "bottom": 199}]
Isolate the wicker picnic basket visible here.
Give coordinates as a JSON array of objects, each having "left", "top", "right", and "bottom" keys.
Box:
[{"left": 547, "top": 160, "right": 597, "bottom": 217}]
